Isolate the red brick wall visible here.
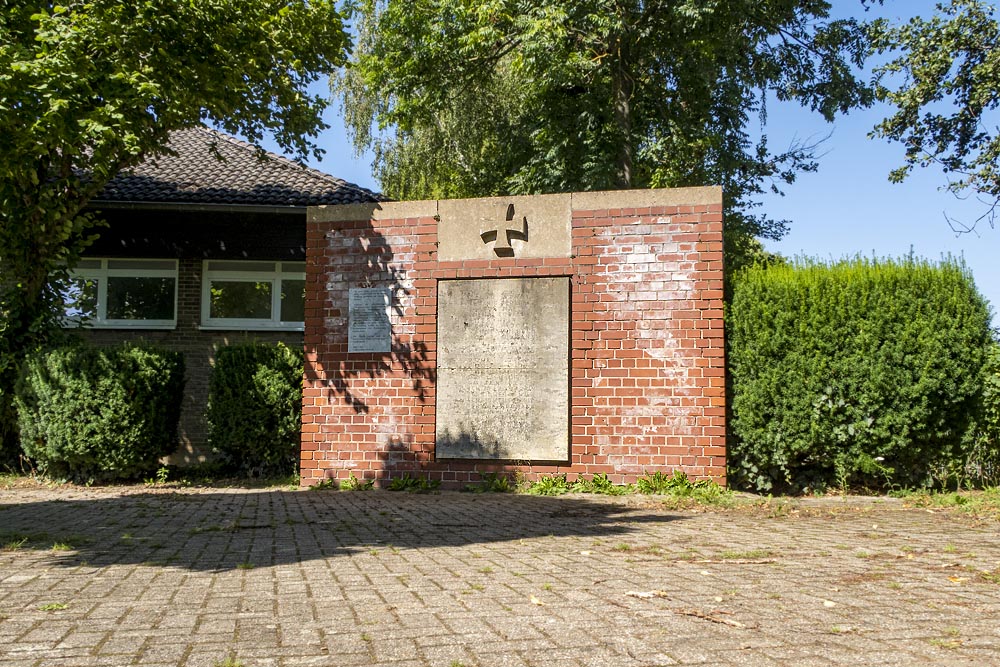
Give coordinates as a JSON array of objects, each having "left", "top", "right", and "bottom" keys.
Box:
[{"left": 302, "top": 188, "right": 725, "bottom": 487}]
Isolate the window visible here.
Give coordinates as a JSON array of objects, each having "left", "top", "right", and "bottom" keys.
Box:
[
  {"left": 201, "top": 260, "right": 306, "bottom": 330},
  {"left": 64, "top": 259, "right": 178, "bottom": 328}
]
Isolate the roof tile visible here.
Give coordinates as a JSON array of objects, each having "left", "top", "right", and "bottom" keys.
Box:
[{"left": 95, "top": 126, "right": 384, "bottom": 207}]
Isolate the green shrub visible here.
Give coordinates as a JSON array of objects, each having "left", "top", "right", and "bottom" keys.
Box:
[
  {"left": 0, "top": 386, "right": 20, "bottom": 470},
  {"left": 728, "top": 257, "right": 992, "bottom": 492},
  {"left": 206, "top": 342, "right": 303, "bottom": 476},
  {"left": 968, "top": 341, "right": 1000, "bottom": 485},
  {"left": 15, "top": 344, "right": 184, "bottom": 482}
]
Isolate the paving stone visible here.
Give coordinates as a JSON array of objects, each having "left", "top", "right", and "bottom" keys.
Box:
[{"left": 2, "top": 488, "right": 1000, "bottom": 665}]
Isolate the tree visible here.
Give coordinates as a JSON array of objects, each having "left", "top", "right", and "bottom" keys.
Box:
[
  {"left": 870, "top": 0, "right": 1000, "bottom": 232},
  {"left": 0, "top": 1, "right": 349, "bottom": 465},
  {"left": 336, "top": 0, "right": 873, "bottom": 267}
]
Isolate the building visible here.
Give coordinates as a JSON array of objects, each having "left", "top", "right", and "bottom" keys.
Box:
[{"left": 68, "top": 126, "right": 382, "bottom": 462}]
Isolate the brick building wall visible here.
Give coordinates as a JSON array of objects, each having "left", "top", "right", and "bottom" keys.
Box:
[
  {"left": 78, "top": 258, "right": 302, "bottom": 464},
  {"left": 302, "top": 187, "right": 725, "bottom": 487}
]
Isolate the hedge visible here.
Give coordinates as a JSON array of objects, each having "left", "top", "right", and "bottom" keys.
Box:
[
  {"left": 727, "top": 256, "right": 992, "bottom": 492},
  {"left": 206, "top": 342, "right": 304, "bottom": 476},
  {"left": 15, "top": 344, "right": 184, "bottom": 482},
  {"left": 968, "top": 341, "right": 1000, "bottom": 485}
]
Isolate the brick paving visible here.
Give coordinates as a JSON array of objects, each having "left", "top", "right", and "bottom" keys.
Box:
[{"left": 1, "top": 486, "right": 998, "bottom": 666}]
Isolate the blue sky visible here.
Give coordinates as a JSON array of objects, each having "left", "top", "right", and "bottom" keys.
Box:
[{"left": 261, "top": 0, "right": 999, "bottom": 320}]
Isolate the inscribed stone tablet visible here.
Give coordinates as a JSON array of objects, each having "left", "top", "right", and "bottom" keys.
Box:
[
  {"left": 436, "top": 277, "right": 569, "bottom": 461},
  {"left": 348, "top": 287, "right": 391, "bottom": 353}
]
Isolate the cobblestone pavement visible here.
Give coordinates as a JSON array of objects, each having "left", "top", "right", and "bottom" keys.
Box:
[{"left": 1, "top": 487, "right": 998, "bottom": 667}]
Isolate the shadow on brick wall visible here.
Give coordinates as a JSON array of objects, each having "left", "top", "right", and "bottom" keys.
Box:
[{"left": 306, "top": 209, "right": 435, "bottom": 416}]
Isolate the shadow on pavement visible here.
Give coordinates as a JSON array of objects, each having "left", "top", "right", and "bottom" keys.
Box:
[{"left": 0, "top": 489, "right": 685, "bottom": 572}]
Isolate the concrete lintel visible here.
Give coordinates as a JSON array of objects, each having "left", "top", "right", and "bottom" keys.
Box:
[
  {"left": 438, "top": 193, "right": 572, "bottom": 261},
  {"left": 308, "top": 200, "right": 438, "bottom": 224}
]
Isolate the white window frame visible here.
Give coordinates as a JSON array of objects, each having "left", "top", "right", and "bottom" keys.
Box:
[
  {"left": 64, "top": 258, "right": 178, "bottom": 329},
  {"left": 200, "top": 260, "right": 306, "bottom": 331}
]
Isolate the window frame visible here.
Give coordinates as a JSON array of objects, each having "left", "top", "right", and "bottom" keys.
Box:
[
  {"left": 63, "top": 258, "right": 179, "bottom": 330},
  {"left": 200, "top": 260, "right": 306, "bottom": 331}
]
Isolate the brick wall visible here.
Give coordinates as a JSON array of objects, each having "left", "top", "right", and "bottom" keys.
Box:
[
  {"left": 302, "top": 187, "right": 725, "bottom": 487},
  {"left": 78, "top": 258, "right": 302, "bottom": 464}
]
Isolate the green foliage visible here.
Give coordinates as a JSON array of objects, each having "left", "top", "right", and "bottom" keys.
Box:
[
  {"left": 728, "top": 256, "right": 992, "bottom": 492},
  {"left": 525, "top": 474, "right": 572, "bottom": 496},
  {"left": 463, "top": 472, "right": 514, "bottom": 493},
  {"left": 635, "top": 470, "right": 728, "bottom": 505},
  {"left": 15, "top": 344, "right": 184, "bottom": 483},
  {"left": 386, "top": 473, "right": 441, "bottom": 493},
  {"left": 143, "top": 465, "right": 170, "bottom": 487},
  {"left": 870, "top": 0, "right": 1000, "bottom": 229},
  {"left": 206, "top": 343, "right": 304, "bottom": 477},
  {"left": 895, "top": 486, "right": 1000, "bottom": 520},
  {"left": 214, "top": 656, "right": 246, "bottom": 667},
  {"left": 967, "top": 341, "right": 1000, "bottom": 485},
  {"left": 521, "top": 471, "right": 727, "bottom": 498},
  {"left": 983, "top": 343, "right": 1000, "bottom": 443},
  {"left": 337, "top": 0, "right": 873, "bottom": 271},
  {"left": 570, "top": 472, "right": 630, "bottom": 495},
  {"left": 637, "top": 470, "right": 690, "bottom": 494},
  {"left": 0, "top": 1, "right": 349, "bottom": 461},
  {"left": 339, "top": 473, "right": 375, "bottom": 491}
]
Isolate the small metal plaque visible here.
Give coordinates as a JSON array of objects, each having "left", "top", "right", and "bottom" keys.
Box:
[{"left": 348, "top": 287, "right": 391, "bottom": 353}]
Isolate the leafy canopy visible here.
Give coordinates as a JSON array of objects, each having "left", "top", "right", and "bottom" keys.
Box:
[
  {"left": 0, "top": 1, "right": 349, "bottom": 463},
  {"left": 337, "top": 0, "right": 873, "bottom": 267},
  {"left": 871, "top": 0, "right": 1000, "bottom": 230}
]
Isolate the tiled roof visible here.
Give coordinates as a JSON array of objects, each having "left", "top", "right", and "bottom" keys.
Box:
[{"left": 94, "top": 126, "right": 383, "bottom": 207}]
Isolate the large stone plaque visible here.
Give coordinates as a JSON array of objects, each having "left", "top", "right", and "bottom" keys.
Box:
[
  {"left": 436, "top": 277, "right": 569, "bottom": 460},
  {"left": 348, "top": 287, "right": 391, "bottom": 353}
]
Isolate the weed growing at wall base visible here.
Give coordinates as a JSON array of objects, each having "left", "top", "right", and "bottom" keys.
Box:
[
  {"left": 339, "top": 473, "right": 374, "bottom": 491},
  {"left": 387, "top": 473, "right": 441, "bottom": 493},
  {"left": 521, "top": 471, "right": 730, "bottom": 504},
  {"left": 463, "top": 472, "right": 513, "bottom": 493}
]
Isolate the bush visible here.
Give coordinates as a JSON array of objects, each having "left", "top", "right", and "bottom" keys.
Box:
[
  {"left": 15, "top": 344, "right": 184, "bottom": 482},
  {"left": 728, "top": 257, "right": 992, "bottom": 492},
  {"left": 968, "top": 341, "right": 1000, "bottom": 485},
  {"left": 206, "top": 342, "right": 303, "bottom": 476},
  {"left": 0, "top": 386, "right": 20, "bottom": 470}
]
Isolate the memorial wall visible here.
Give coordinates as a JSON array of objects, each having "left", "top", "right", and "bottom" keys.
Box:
[{"left": 301, "top": 188, "right": 725, "bottom": 487}]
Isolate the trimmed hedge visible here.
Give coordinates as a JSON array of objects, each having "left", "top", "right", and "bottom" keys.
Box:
[
  {"left": 728, "top": 257, "right": 992, "bottom": 492},
  {"left": 15, "top": 344, "right": 184, "bottom": 482},
  {"left": 206, "top": 342, "right": 304, "bottom": 476},
  {"left": 969, "top": 342, "right": 1000, "bottom": 485}
]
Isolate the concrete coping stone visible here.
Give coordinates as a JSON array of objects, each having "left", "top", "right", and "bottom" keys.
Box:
[{"left": 307, "top": 186, "right": 722, "bottom": 223}]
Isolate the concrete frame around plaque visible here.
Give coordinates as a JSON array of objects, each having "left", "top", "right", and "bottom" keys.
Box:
[
  {"left": 435, "top": 276, "right": 570, "bottom": 461},
  {"left": 437, "top": 194, "right": 571, "bottom": 261}
]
